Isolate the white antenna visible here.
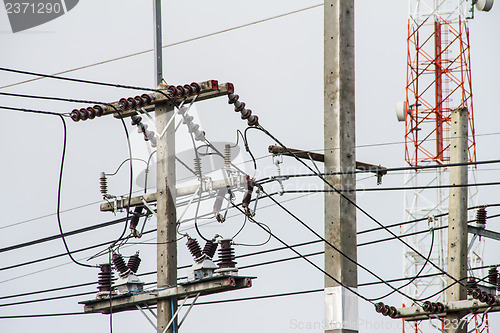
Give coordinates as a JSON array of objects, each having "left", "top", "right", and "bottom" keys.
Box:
[{"left": 476, "top": 0, "right": 494, "bottom": 12}]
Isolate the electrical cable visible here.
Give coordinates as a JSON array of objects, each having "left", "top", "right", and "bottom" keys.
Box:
[
  {"left": 368, "top": 227, "right": 435, "bottom": 301},
  {"left": 102, "top": 104, "right": 133, "bottom": 252},
  {"left": 256, "top": 158, "right": 500, "bottom": 184},
  {"left": 1, "top": 246, "right": 496, "bottom": 308},
  {"left": 259, "top": 187, "right": 420, "bottom": 303},
  {"left": 233, "top": 217, "right": 273, "bottom": 247},
  {"left": 204, "top": 138, "right": 247, "bottom": 175},
  {"left": 0, "top": 312, "right": 89, "bottom": 319},
  {"left": 251, "top": 124, "right": 467, "bottom": 288},
  {"left": 105, "top": 158, "right": 148, "bottom": 176},
  {"left": 0, "top": 4, "right": 324, "bottom": 90},
  {"left": 0, "top": 192, "right": 284, "bottom": 273},
  {"left": 144, "top": 150, "right": 157, "bottom": 194},
  {"left": 243, "top": 127, "right": 258, "bottom": 172},
  {"left": 0, "top": 150, "right": 269, "bottom": 232},
  {"left": 0, "top": 93, "right": 135, "bottom": 252},
  {"left": 229, "top": 202, "right": 375, "bottom": 305},
  {"left": 281, "top": 181, "right": 500, "bottom": 193},
  {"left": 55, "top": 114, "right": 94, "bottom": 268},
  {"left": 3, "top": 201, "right": 498, "bottom": 274},
  {"left": 190, "top": 129, "right": 210, "bottom": 243},
  {"left": 0, "top": 105, "right": 69, "bottom": 117}
]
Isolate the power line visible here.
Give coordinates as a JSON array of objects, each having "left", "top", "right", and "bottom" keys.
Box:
[
  {"left": 0, "top": 3, "right": 324, "bottom": 90},
  {"left": 251, "top": 125, "right": 467, "bottom": 289},
  {"left": 230, "top": 202, "right": 376, "bottom": 305},
  {"left": 259, "top": 187, "right": 420, "bottom": 303},
  {"left": 282, "top": 181, "right": 500, "bottom": 193},
  {"left": 257, "top": 158, "right": 500, "bottom": 183},
  {"left": 0, "top": 105, "right": 69, "bottom": 117},
  {"left": 0, "top": 312, "right": 89, "bottom": 319}
]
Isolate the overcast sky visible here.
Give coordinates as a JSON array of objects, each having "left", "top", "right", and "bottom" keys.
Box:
[{"left": 1, "top": 1, "right": 500, "bottom": 332}]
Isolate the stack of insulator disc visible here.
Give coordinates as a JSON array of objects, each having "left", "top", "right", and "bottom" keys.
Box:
[
  {"left": 112, "top": 252, "right": 130, "bottom": 277},
  {"left": 186, "top": 237, "right": 203, "bottom": 260},
  {"left": 127, "top": 252, "right": 141, "bottom": 274},
  {"left": 224, "top": 144, "right": 231, "bottom": 169},
  {"left": 193, "top": 158, "right": 202, "bottom": 178},
  {"left": 467, "top": 277, "right": 478, "bottom": 295},
  {"left": 489, "top": 266, "right": 498, "bottom": 285},
  {"left": 97, "top": 263, "right": 113, "bottom": 292},
  {"left": 99, "top": 173, "right": 108, "bottom": 197},
  {"left": 476, "top": 206, "right": 487, "bottom": 225},
  {"left": 217, "top": 239, "right": 237, "bottom": 269},
  {"left": 202, "top": 239, "right": 218, "bottom": 259},
  {"left": 129, "top": 206, "right": 143, "bottom": 231}
]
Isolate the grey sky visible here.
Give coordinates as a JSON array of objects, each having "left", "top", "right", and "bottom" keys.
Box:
[{"left": 1, "top": 1, "right": 499, "bottom": 332}]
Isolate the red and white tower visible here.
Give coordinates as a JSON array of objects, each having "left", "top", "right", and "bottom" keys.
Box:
[{"left": 398, "top": 0, "right": 493, "bottom": 332}]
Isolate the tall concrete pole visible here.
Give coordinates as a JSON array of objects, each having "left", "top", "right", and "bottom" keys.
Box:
[
  {"left": 153, "top": 0, "right": 163, "bottom": 86},
  {"left": 156, "top": 99, "right": 177, "bottom": 333},
  {"left": 154, "top": 2, "right": 176, "bottom": 332},
  {"left": 324, "top": 1, "right": 358, "bottom": 333},
  {"left": 445, "top": 107, "right": 469, "bottom": 333}
]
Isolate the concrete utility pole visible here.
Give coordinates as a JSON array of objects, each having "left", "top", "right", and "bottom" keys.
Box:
[
  {"left": 445, "top": 107, "right": 469, "bottom": 333},
  {"left": 153, "top": 0, "right": 163, "bottom": 86},
  {"left": 154, "top": 2, "right": 176, "bottom": 331},
  {"left": 156, "top": 100, "right": 177, "bottom": 333},
  {"left": 324, "top": 1, "right": 358, "bottom": 333}
]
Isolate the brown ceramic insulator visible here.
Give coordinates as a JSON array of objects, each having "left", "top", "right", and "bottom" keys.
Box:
[
  {"left": 435, "top": 302, "right": 445, "bottom": 313},
  {"left": 381, "top": 304, "right": 390, "bottom": 316},
  {"left": 234, "top": 102, "right": 246, "bottom": 112},
  {"left": 141, "top": 94, "right": 152, "bottom": 105},
  {"left": 70, "top": 109, "right": 81, "bottom": 122},
  {"left": 374, "top": 302, "right": 384, "bottom": 313},
  {"left": 127, "top": 97, "right": 137, "bottom": 108},
  {"left": 131, "top": 115, "right": 142, "bottom": 126},
  {"left": 467, "top": 277, "right": 478, "bottom": 295},
  {"left": 202, "top": 239, "right": 218, "bottom": 259},
  {"left": 183, "top": 84, "right": 194, "bottom": 95},
  {"left": 134, "top": 96, "right": 145, "bottom": 106},
  {"left": 479, "top": 291, "right": 489, "bottom": 303},
  {"left": 388, "top": 306, "right": 399, "bottom": 318},
  {"left": 97, "top": 263, "right": 113, "bottom": 292},
  {"left": 127, "top": 252, "right": 141, "bottom": 273},
  {"left": 129, "top": 206, "right": 143, "bottom": 231},
  {"left": 217, "top": 239, "right": 237, "bottom": 269},
  {"left": 86, "top": 107, "right": 96, "bottom": 119},
  {"left": 228, "top": 94, "right": 239, "bottom": 104},
  {"left": 119, "top": 98, "right": 129, "bottom": 110},
  {"left": 488, "top": 266, "right": 498, "bottom": 285},
  {"left": 240, "top": 109, "right": 251, "bottom": 120},
  {"left": 423, "top": 301, "right": 432, "bottom": 312},
  {"left": 186, "top": 237, "right": 203, "bottom": 260},
  {"left": 176, "top": 85, "right": 186, "bottom": 97},
  {"left": 112, "top": 252, "right": 130, "bottom": 276},
  {"left": 190, "top": 82, "right": 201, "bottom": 94},
  {"left": 486, "top": 294, "right": 496, "bottom": 305},
  {"left": 79, "top": 108, "right": 89, "bottom": 121},
  {"left": 476, "top": 206, "right": 487, "bottom": 225},
  {"left": 93, "top": 105, "right": 105, "bottom": 117},
  {"left": 247, "top": 115, "right": 259, "bottom": 127},
  {"left": 242, "top": 175, "right": 254, "bottom": 208},
  {"left": 166, "top": 85, "right": 177, "bottom": 97}
]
